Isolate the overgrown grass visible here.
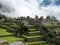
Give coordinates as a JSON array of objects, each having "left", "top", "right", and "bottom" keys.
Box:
[{"left": 0, "top": 28, "right": 24, "bottom": 43}]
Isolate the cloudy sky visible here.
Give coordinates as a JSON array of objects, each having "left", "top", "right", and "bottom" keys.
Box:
[{"left": 0, "top": 0, "right": 60, "bottom": 20}]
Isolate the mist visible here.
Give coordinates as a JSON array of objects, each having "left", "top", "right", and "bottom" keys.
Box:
[{"left": 0, "top": 0, "right": 60, "bottom": 20}]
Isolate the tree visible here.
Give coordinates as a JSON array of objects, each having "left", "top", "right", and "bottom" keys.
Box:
[
  {"left": 27, "top": 16, "right": 30, "bottom": 19},
  {"left": 35, "top": 15, "right": 38, "bottom": 19},
  {"left": 2, "top": 15, "right": 7, "bottom": 20},
  {"left": 46, "top": 16, "right": 50, "bottom": 20},
  {"left": 0, "top": 16, "right": 2, "bottom": 19},
  {"left": 52, "top": 16, "right": 56, "bottom": 20},
  {"left": 15, "top": 21, "right": 28, "bottom": 37},
  {"left": 26, "top": 16, "right": 30, "bottom": 20},
  {"left": 52, "top": 16, "right": 57, "bottom": 21},
  {"left": 40, "top": 16, "right": 44, "bottom": 20},
  {"left": 0, "top": 3, "right": 2, "bottom": 8},
  {"left": 35, "top": 15, "right": 39, "bottom": 21},
  {"left": 0, "top": 14, "right": 2, "bottom": 19},
  {"left": 50, "top": 16, "right": 57, "bottom": 21}
]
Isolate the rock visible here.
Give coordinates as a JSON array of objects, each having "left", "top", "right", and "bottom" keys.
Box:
[
  {"left": 0, "top": 40, "right": 8, "bottom": 45},
  {"left": 9, "top": 41, "right": 25, "bottom": 45}
]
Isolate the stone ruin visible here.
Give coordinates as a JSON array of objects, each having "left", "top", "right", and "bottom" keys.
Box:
[{"left": 0, "top": 40, "right": 9, "bottom": 45}]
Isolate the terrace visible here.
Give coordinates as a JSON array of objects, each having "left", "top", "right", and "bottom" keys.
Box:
[{"left": 0, "top": 28, "right": 24, "bottom": 43}]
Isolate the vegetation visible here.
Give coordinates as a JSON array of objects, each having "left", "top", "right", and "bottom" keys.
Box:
[
  {"left": 0, "top": 14, "right": 3, "bottom": 19},
  {"left": 0, "top": 28, "right": 24, "bottom": 43},
  {"left": 0, "top": 15, "right": 59, "bottom": 45},
  {"left": 15, "top": 21, "right": 28, "bottom": 37},
  {"left": 47, "top": 32, "right": 55, "bottom": 38}
]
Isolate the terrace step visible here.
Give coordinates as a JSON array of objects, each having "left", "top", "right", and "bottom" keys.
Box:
[
  {"left": 25, "top": 41, "right": 48, "bottom": 45},
  {"left": 23, "top": 35, "right": 44, "bottom": 39},
  {"left": 42, "top": 44, "right": 49, "bottom": 45},
  {"left": 26, "top": 31, "right": 41, "bottom": 36},
  {"left": 23, "top": 34, "right": 44, "bottom": 42},
  {"left": 27, "top": 25, "right": 34, "bottom": 27},
  {"left": 25, "top": 37, "right": 45, "bottom": 42},
  {"left": 24, "top": 25, "right": 49, "bottom": 45},
  {"left": 28, "top": 31, "right": 40, "bottom": 34},
  {"left": 6, "top": 28, "right": 16, "bottom": 33},
  {"left": 28, "top": 28, "right": 38, "bottom": 32},
  {"left": 27, "top": 25, "right": 36, "bottom": 28}
]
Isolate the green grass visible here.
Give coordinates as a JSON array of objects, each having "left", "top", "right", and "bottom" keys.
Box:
[
  {"left": 26, "top": 41, "right": 47, "bottom": 45},
  {"left": 0, "top": 28, "right": 12, "bottom": 36},
  {"left": 28, "top": 31, "right": 40, "bottom": 34},
  {"left": 0, "top": 28, "right": 24, "bottom": 43},
  {"left": 43, "top": 24, "right": 53, "bottom": 27},
  {"left": 12, "top": 23, "right": 17, "bottom": 26},
  {"left": 42, "top": 24, "right": 58, "bottom": 28},
  {"left": 23, "top": 35, "right": 43, "bottom": 38},
  {"left": 0, "top": 36, "right": 24, "bottom": 43},
  {"left": 42, "top": 44, "right": 49, "bottom": 45},
  {"left": 28, "top": 28, "right": 38, "bottom": 31}
]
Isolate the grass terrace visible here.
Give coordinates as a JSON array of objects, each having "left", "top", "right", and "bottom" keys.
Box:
[
  {"left": 28, "top": 28, "right": 38, "bottom": 32},
  {"left": 52, "top": 28, "right": 60, "bottom": 32},
  {"left": 26, "top": 41, "right": 47, "bottom": 45},
  {"left": 42, "top": 24, "right": 58, "bottom": 28},
  {"left": 0, "top": 28, "right": 24, "bottom": 43},
  {"left": 23, "top": 35, "right": 43, "bottom": 38},
  {"left": 28, "top": 31, "right": 40, "bottom": 34}
]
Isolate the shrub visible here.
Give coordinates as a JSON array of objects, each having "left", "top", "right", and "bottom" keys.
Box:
[{"left": 47, "top": 32, "right": 55, "bottom": 38}]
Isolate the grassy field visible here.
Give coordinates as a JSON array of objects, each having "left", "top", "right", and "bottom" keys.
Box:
[{"left": 0, "top": 28, "right": 24, "bottom": 43}]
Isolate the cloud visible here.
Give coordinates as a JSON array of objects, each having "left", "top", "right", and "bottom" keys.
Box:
[
  {"left": 0, "top": 0, "right": 60, "bottom": 20},
  {"left": 39, "top": 0, "right": 60, "bottom": 20}
]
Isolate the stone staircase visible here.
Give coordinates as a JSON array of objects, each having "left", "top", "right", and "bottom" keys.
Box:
[{"left": 23, "top": 25, "right": 49, "bottom": 45}]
